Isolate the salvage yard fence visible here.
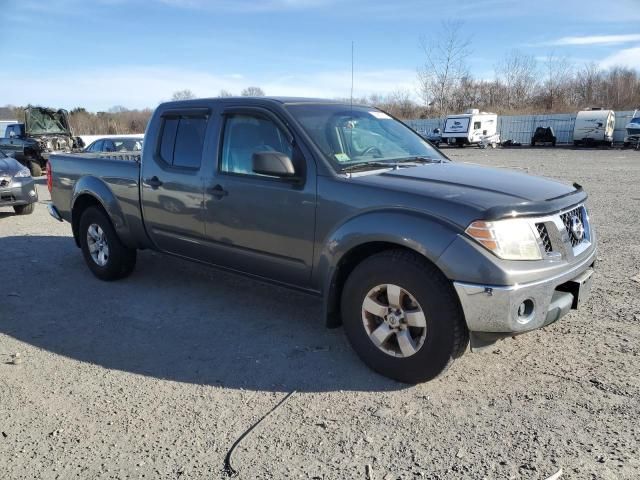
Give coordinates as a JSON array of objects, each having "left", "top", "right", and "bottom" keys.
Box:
[{"left": 406, "top": 110, "right": 636, "bottom": 145}]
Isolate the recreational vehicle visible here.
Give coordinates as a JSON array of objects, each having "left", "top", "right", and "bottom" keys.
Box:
[
  {"left": 441, "top": 109, "right": 498, "bottom": 147},
  {"left": 572, "top": 108, "right": 615, "bottom": 147},
  {"left": 623, "top": 110, "right": 640, "bottom": 148}
]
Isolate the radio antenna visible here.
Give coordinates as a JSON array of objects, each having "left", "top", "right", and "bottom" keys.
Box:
[{"left": 350, "top": 41, "right": 354, "bottom": 110}]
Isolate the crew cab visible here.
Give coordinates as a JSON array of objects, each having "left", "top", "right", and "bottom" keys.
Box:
[{"left": 47, "top": 97, "right": 596, "bottom": 383}]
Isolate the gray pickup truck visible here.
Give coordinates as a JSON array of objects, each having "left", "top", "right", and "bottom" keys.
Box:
[{"left": 48, "top": 97, "right": 596, "bottom": 383}]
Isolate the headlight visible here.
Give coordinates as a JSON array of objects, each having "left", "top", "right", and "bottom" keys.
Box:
[
  {"left": 14, "top": 168, "right": 32, "bottom": 178},
  {"left": 465, "top": 219, "right": 542, "bottom": 260}
]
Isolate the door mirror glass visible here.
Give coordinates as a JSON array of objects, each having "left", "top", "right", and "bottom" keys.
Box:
[{"left": 252, "top": 151, "right": 296, "bottom": 178}]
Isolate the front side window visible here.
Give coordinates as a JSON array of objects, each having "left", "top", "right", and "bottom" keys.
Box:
[
  {"left": 473, "top": 121, "right": 481, "bottom": 129},
  {"left": 158, "top": 116, "right": 207, "bottom": 169},
  {"left": 286, "top": 104, "right": 445, "bottom": 172},
  {"left": 220, "top": 114, "right": 292, "bottom": 175}
]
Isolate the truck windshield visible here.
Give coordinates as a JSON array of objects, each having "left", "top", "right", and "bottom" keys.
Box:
[
  {"left": 27, "top": 109, "right": 69, "bottom": 135},
  {"left": 286, "top": 104, "right": 446, "bottom": 171}
]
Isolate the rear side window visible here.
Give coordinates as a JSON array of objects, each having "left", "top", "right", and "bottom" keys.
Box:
[{"left": 158, "top": 116, "right": 207, "bottom": 168}]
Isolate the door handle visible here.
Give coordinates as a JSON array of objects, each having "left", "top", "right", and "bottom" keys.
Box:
[
  {"left": 145, "top": 176, "right": 163, "bottom": 188},
  {"left": 209, "top": 184, "right": 228, "bottom": 199}
]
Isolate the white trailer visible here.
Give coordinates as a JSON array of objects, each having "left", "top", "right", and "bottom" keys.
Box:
[
  {"left": 572, "top": 108, "right": 615, "bottom": 147},
  {"left": 441, "top": 109, "right": 498, "bottom": 147}
]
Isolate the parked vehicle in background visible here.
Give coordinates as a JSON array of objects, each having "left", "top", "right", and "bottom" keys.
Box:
[
  {"left": 531, "top": 126, "right": 557, "bottom": 147},
  {"left": 441, "top": 109, "right": 498, "bottom": 147},
  {"left": 424, "top": 128, "right": 442, "bottom": 146},
  {"left": 48, "top": 97, "right": 596, "bottom": 383},
  {"left": 0, "top": 120, "right": 18, "bottom": 138},
  {"left": 85, "top": 136, "right": 144, "bottom": 153},
  {"left": 0, "top": 150, "right": 37, "bottom": 215},
  {"left": 0, "top": 107, "right": 82, "bottom": 177},
  {"left": 623, "top": 110, "right": 640, "bottom": 148},
  {"left": 573, "top": 108, "right": 615, "bottom": 147}
]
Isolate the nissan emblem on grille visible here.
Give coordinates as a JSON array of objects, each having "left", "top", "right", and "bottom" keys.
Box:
[{"left": 570, "top": 215, "right": 585, "bottom": 242}]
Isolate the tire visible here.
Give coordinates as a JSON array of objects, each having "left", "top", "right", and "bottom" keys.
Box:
[
  {"left": 28, "top": 160, "right": 42, "bottom": 177},
  {"left": 341, "top": 249, "right": 468, "bottom": 384},
  {"left": 623, "top": 142, "right": 630, "bottom": 148},
  {"left": 79, "top": 206, "right": 136, "bottom": 281},
  {"left": 13, "top": 203, "right": 35, "bottom": 215}
]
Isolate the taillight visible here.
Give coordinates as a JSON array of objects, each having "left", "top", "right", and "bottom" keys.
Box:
[{"left": 46, "top": 161, "right": 52, "bottom": 193}]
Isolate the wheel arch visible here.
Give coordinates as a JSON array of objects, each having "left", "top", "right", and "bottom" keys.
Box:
[
  {"left": 318, "top": 210, "right": 460, "bottom": 328},
  {"left": 71, "top": 176, "right": 131, "bottom": 248},
  {"left": 71, "top": 194, "right": 112, "bottom": 247}
]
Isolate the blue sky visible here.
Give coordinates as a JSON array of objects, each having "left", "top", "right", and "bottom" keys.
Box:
[{"left": 2, "top": 0, "right": 639, "bottom": 111}]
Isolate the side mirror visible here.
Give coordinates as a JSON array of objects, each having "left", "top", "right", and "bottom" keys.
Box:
[{"left": 252, "top": 151, "right": 297, "bottom": 178}]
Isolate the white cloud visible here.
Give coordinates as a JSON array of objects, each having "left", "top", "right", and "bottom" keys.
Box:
[
  {"left": 600, "top": 46, "right": 640, "bottom": 69},
  {"left": 5, "top": 66, "right": 419, "bottom": 111},
  {"left": 546, "top": 34, "right": 640, "bottom": 46}
]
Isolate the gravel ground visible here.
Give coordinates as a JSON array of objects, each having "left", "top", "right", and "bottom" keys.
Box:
[{"left": 1, "top": 148, "right": 639, "bottom": 480}]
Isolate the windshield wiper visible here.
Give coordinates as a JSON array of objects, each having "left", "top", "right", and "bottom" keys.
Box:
[
  {"left": 340, "top": 161, "right": 395, "bottom": 173},
  {"left": 391, "top": 156, "right": 445, "bottom": 164}
]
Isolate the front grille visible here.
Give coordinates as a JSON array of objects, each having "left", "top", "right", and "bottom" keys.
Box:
[
  {"left": 0, "top": 194, "right": 16, "bottom": 203},
  {"left": 560, "top": 207, "right": 587, "bottom": 247},
  {"left": 536, "top": 223, "right": 553, "bottom": 253}
]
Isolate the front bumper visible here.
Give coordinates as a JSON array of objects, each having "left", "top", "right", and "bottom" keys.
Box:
[
  {"left": 0, "top": 177, "right": 38, "bottom": 207},
  {"left": 453, "top": 246, "right": 596, "bottom": 335}
]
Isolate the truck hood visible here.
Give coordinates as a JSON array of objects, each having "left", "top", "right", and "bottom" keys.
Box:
[
  {"left": 350, "top": 161, "right": 585, "bottom": 221},
  {"left": 25, "top": 107, "right": 72, "bottom": 137}
]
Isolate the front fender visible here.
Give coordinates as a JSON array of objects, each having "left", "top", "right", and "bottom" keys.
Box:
[
  {"left": 71, "top": 176, "right": 132, "bottom": 245},
  {"left": 314, "top": 209, "right": 461, "bottom": 325}
]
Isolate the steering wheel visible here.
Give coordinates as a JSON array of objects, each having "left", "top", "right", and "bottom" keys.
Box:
[{"left": 361, "top": 145, "right": 383, "bottom": 157}]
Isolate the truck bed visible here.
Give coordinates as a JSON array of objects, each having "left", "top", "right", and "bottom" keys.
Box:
[{"left": 49, "top": 152, "right": 150, "bottom": 249}]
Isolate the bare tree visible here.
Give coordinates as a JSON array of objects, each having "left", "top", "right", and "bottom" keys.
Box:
[
  {"left": 218, "top": 89, "right": 234, "bottom": 98},
  {"left": 171, "top": 89, "right": 196, "bottom": 101},
  {"left": 241, "top": 86, "right": 265, "bottom": 97},
  {"left": 495, "top": 50, "right": 538, "bottom": 110},
  {"left": 418, "top": 20, "right": 471, "bottom": 116}
]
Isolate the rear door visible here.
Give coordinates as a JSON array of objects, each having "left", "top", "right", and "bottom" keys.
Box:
[
  {"left": 201, "top": 106, "right": 317, "bottom": 286},
  {"left": 140, "top": 107, "right": 210, "bottom": 256}
]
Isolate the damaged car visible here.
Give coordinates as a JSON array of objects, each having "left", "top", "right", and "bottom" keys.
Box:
[{"left": 0, "top": 107, "right": 82, "bottom": 177}]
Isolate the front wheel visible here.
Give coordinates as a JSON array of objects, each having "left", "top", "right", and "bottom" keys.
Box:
[
  {"left": 14, "top": 203, "right": 35, "bottom": 215},
  {"left": 79, "top": 206, "right": 136, "bottom": 281},
  {"left": 341, "top": 249, "right": 468, "bottom": 383}
]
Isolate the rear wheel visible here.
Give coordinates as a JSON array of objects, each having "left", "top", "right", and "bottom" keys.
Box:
[
  {"left": 13, "top": 203, "right": 35, "bottom": 215},
  {"left": 79, "top": 206, "right": 136, "bottom": 280},
  {"left": 341, "top": 249, "right": 468, "bottom": 383}
]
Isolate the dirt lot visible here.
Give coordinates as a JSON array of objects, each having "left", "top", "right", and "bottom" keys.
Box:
[{"left": 1, "top": 148, "right": 639, "bottom": 480}]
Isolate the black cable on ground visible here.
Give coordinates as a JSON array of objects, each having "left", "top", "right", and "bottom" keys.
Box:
[{"left": 223, "top": 390, "right": 297, "bottom": 477}]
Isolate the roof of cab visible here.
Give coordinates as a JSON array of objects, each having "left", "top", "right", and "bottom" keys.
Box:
[{"left": 159, "top": 96, "right": 364, "bottom": 108}]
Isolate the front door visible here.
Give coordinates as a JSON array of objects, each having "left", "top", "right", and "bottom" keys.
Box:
[{"left": 202, "top": 108, "right": 316, "bottom": 287}]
